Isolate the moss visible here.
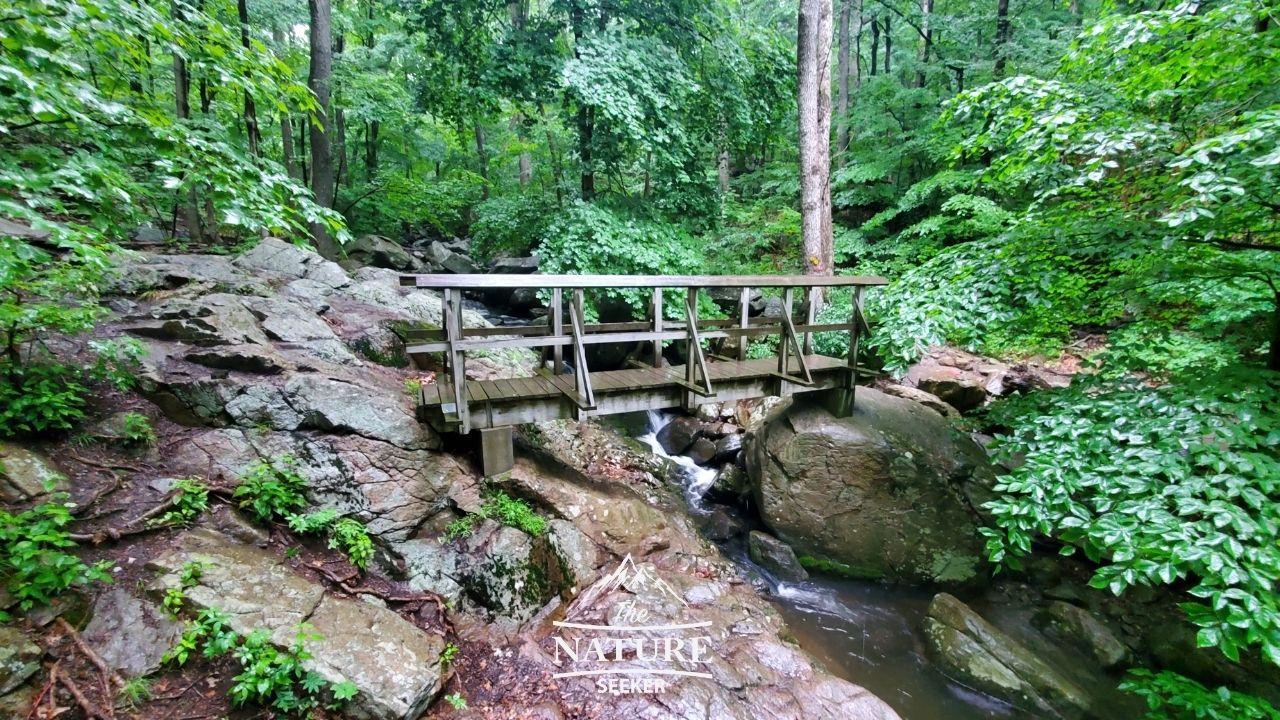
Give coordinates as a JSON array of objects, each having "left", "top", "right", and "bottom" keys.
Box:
[{"left": 796, "top": 555, "right": 885, "bottom": 581}]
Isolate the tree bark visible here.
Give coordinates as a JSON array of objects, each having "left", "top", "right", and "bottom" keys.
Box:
[
  {"left": 237, "top": 0, "right": 260, "bottom": 156},
  {"left": 994, "top": 0, "right": 1010, "bottom": 77},
  {"left": 307, "top": 0, "right": 340, "bottom": 259},
  {"left": 883, "top": 14, "right": 891, "bottom": 75},
  {"left": 570, "top": 0, "right": 595, "bottom": 200},
  {"left": 365, "top": 120, "right": 379, "bottom": 182},
  {"left": 171, "top": 0, "right": 201, "bottom": 242},
  {"left": 797, "top": 0, "right": 835, "bottom": 277},
  {"left": 836, "top": 0, "right": 852, "bottom": 165},
  {"left": 917, "top": 0, "right": 933, "bottom": 87},
  {"left": 869, "top": 18, "right": 879, "bottom": 76},
  {"left": 272, "top": 27, "right": 298, "bottom": 178},
  {"left": 474, "top": 119, "right": 490, "bottom": 199}
]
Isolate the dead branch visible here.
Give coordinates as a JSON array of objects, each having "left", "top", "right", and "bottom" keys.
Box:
[
  {"left": 56, "top": 617, "right": 124, "bottom": 696},
  {"left": 56, "top": 671, "right": 105, "bottom": 720},
  {"left": 68, "top": 454, "right": 141, "bottom": 473},
  {"left": 26, "top": 661, "right": 57, "bottom": 720}
]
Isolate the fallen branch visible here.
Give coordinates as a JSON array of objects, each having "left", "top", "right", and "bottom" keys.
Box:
[
  {"left": 56, "top": 617, "right": 124, "bottom": 698},
  {"left": 57, "top": 671, "right": 104, "bottom": 720},
  {"left": 68, "top": 453, "right": 141, "bottom": 473},
  {"left": 26, "top": 661, "right": 57, "bottom": 720}
]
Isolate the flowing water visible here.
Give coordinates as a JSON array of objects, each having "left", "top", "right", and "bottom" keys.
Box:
[{"left": 634, "top": 410, "right": 1024, "bottom": 720}]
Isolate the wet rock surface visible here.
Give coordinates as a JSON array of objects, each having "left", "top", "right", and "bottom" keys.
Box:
[
  {"left": 82, "top": 589, "right": 183, "bottom": 677},
  {"left": 747, "top": 531, "right": 809, "bottom": 582},
  {"left": 0, "top": 626, "right": 40, "bottom": 695},
  {"left": 745, "top": 393, "right": 995, "bottom": 586},
  {"left": 923, "top": 593, "right": 1091, "bottom": 719},
  {"left": 0, "top": 442, "right": 68, "bottom": 503}
]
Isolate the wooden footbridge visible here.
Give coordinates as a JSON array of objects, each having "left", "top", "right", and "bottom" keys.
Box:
[{"left": 399, "top": 274, "right": 887, "bottom": 475}]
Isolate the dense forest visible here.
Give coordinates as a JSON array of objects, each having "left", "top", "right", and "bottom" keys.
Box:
[{"left": 2, "top": 0, "right": 1279, "bottom": 716}]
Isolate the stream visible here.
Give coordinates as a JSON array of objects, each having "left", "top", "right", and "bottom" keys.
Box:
[{"left": 635, "top": 410, "right": 1024, "bottom": 720}]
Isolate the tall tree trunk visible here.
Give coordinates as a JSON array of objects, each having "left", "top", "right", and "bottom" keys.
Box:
[
  {"left": 870, "top": 18, "right": 879, "bottom": 76},
  {"left": 797, "top": 0, "right": 834, "bottom": 277},
  {"left": 917, "top": 0, "right": 933, "bottom": 87},
  {"left": 334, "top": 105, "right": 347, "bottom": 193},
  {"left": 570, "top": 0, "right": 594, "bottom": 200},
  {"left": 307, "top": 0, "right": 339, "bottom": 259},
  {"left": 272, "top": 27, "right": 298, "bottom": 178},
  {"left": 171, "top": 0, "right": 201, "bottom": 242},
  {"left": 539, "top": 103, "right": 565, "bottom": 208},
  {"left": 474, "top": 119, "right": 490, "bottom": 199},
  {"left": 299, "top": 118, "right": 308, "bottom": 186},
  {"left": 994, "top": 0, "right": 1010, "bottom": 77},
  {"left": 508, "top": 2, "right": 533, "bottom": 187},
  {"left": 365, "top": 120, "right": 380, "bottom": 182},
  {"left": 836, "top": 0, "right": 851, "bottom": 166},
  {"left": 718, "top": 148, "right": 730, "bottom": 194},
  {"left": 1069, "top": 0, "right": 1080, "bottom": 25},
  {"left": 237, "top": 0, "right": 260, "bottom": 156},
  {"left": 883, "top": 15, "right": 891, "bottom": 75}
]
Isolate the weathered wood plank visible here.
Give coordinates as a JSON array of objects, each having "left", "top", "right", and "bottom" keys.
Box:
[{"left": 401, "top": 273, "right": 889, "bottom": 289}]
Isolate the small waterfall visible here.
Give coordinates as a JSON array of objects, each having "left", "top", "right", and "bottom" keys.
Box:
[{"left": 637, "top": 410, "right": 718, "bottom": 510}]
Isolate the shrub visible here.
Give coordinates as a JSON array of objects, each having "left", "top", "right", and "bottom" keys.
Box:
[
  {"left": 471, "top": 195, "right": 552, "bottom": 262},
  {"left": 0, "top": 499, "right": 113, "bottom": 616},
  {"left": 982, "top": 367, "right": 1280, "bottom": 665},
  {"left": 151, "top": 478, "right": 210, "bottom": 528},
  {"left": 328, "top": 518, "right": 374, "bottom": 570},
  {"left": 443, "top": 491, "right": 545, "bottom": 541},
  {"left": 233, "top": 457, "right": 309, "bottom": 523},
  {"left": 1121, "top": 669, "right": 1280, "bottom": 720},
  {"left": 119, "top": 412, "right": 156, "bottom": 446},
  {"left": 0, "top": 362, "right": 91, "bottom": 436}
]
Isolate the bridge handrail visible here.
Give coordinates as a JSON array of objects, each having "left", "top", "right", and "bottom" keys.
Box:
[
  {"left": 400, "top": 273, "right": 885, "bottom": 437},
  {"left": 399, "top": 273, "right": 888, "bottom": 289}
]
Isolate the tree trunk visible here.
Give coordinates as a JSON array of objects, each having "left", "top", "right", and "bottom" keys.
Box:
[
  {"left": 917, "top": 0, "right": 933, "bottom": 87},
  {"left": 511, "top": 113, "right": 532, "bottom": 188},
  {"left": 1271, "top": 292, "right": 1280, "bottom": 371},
  {"left": 474, "top": 119, "right": 489, "bottom": 199},
  {"left": 570, "top": 0, "right": 594, "bottom": 200},
  {"left": 718, "top": 148, "right": 730, "bottom": 194},
  {"left": 883, "top": 15, "right": 891, "bottom": 75},
  {"left": 237, "top": 0, "right": 260, "bottom": 155},
  {"left": 272, "top": 27, "right": 298, "bottom": 178},
  {"left": 334, "top": 105, "right": 347, "bottom": 194},
  {"left": 307, "top": 0, "right": 339, "bottom": 259},
  {"left": 171, "top": 0, "right": 201, "bottom": 242},
  {"left": 540, "top": 103, "right": 565, "bottom": 208},
  {"left": 836, "top": 0, "right": 852, "bottom": 166},
  {"left": 994, "top": 0, "right": 1010, "bottom": 77},
  {"left": 870, "top": 18, "right": 879, "bottom": 76},
  {"left": 365, "top": 120, "right": 379, "bottom": 182},
  {"left": 797, "top": 0, "right": 834, "bottom": 277}
]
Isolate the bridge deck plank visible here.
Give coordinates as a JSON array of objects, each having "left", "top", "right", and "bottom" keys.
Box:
[{"left": 420, "top": 355, "right": 847, "bottom": 409}]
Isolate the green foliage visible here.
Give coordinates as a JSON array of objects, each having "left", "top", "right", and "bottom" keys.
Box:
[
  {"left": 163, "top": 560, "right": 205, "bottom": 616},
  {"left": 982, "top": 367, "right": 1280, "bottom": 665},
  {"left": 165, "top": 609, "right": 355, "bottom": 712},
  {"left": 87, "top": 339, "right": 147, "bottom": 391},
  {"left": 1121, "top": 669, "right": 1280, "bottom": 720},
  {"left": 0, "top": 362, "right": 91, "bottom": 437},
  {"left": 440, "top": 642, "right": 460, "bottom": 666},
  {"left": 233, "top": 457, "right": 309, "bottom": 523},
  {"left": 119, "top": 412, "right": 156, "bottom": 446},
  {"left": 0, "top": 499, "right": 112, "bottom": 616},
  {"left": 537, "top": 202, "right": 707, "bottom": 316},
  {"left": 444, "top": 692, "right": 468, "bottom": 710},
  {"left": 444, "top": 491, "right": 545, "bottom": 541},
  {"left": 118, "top": 676, "right": 153, "bottom": 708},
  {"left": 285, "top": 508, "right": 340, "bottom": 535},
  {"left": 151, "top": 478, "right": 210, "bottom": 528},
  {"left": 471, "top": 195, "right": 553, "bottom": 262},
  {"left": 328, "top": 518, "right": 374, "bottom": 571}
]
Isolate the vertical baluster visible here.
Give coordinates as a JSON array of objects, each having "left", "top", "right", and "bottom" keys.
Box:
[
  {"left": 551, "top": 287, "right": 564, "bottom": 374},
  {"left": 738, "top": 286, "right": 750, "bottom": 361},
  {"left": 651, "top": 287, "right": 663, "bottom": 367},
  {"left": 803, "top": 285, "right": 818, "bottom": 356},
  {"left": 779, "top": 287, "right": 793, "bottom": 377}
]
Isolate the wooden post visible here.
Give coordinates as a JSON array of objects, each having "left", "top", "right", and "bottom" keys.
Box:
[
  {"left": 803, "top": 286, "right": 818, "bottom": 355},
  {"left": 444, "top": 288, "right": 470, "bottom": 433},
  {"left": 738, "top": 287, "right": 750, "bottom": 361},
  {"left": 779, "top": 288, "right": 793, "bottom": 379},
  {"left": 551, "top": 287, "right": 564, "bottom": 374},
  {"left": 651, "top": 287, "right": 663, "bottom": 367},
  {"left": 479, "top": 426, "right": 514, "bottom": 476},
  {"left": 569, "top": 289, "right": 595, "bottom": 412}
]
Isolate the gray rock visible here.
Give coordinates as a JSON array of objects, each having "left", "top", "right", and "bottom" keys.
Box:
[
  {"left": 0, "top": 627, "right": 40, "bottom": 695},
  {"left": 686, "top": 437, "right": 718, "bottom": 465},
  {"left": 547, "top": 519, "right": 599, "bottom": 590},
  {"left": 109, "top": 252, "right": 269, "bottom": 297},
  {"left": 745, "top": 392, "right": 994, "bottom": 586},
  {"left": 185, "top": 345, "right": 286, "bottom": 374},
  {"left": 233, "top": 237, "right": 350, "bottom": 290},
  {"left": 748, "top": 531, "right": 809, "bottom": 582},
  {"left": 82, "top": 589, "right": 182, "bottom": 677},
  {"left": 347, "top": 235, "right": 413, "bottom": 270},
  {"left": 706, "top": 287, "right": 765, "bottom": 315},
  {"left": 657, "top": 416, "right": 705, "bottom": 455},
  {"left": 490, "top": 256, "right": 538, "bottom": 274},
  {"left": 1036, "top": 601, "right": 1129, "bottom": 670},
  {"left": 395, "top": 539, "right": 464, "bottom": 604},
  {"left": 426, "top": 241, "right": 477, "bottom": 274},
  {"left": 879, "top": 383, "right": 961, "bottom": 419},
  {"left": 284, "top": 375, "right": 439, "bottom": 450},
  {"left": 696, "top": 403, "right": 722, "bottom": 422},
  {"left": 456, "top": 522, "right": 556, "bottom": 623},
  {"left": 508, "top": 287, "right": 541, "bottom": 314},
  {"left": 0, "top": 443, "right": 68, "bottom": 503},
  {"left": 923, "top": 593, "right": 1091, "bottom": 719},
  {"left": 708, "top": 464, "right": 748, "bottom": 503},
  {"left": 133, "top": 293, "right": 269, "bottom": 347},
  {"left": 699, "top": 506, "right": 747, "bottom": 541},
  {"left": 714, "top": 433, "right": 743, "bottom": 463},
  {"left": 149, "top": 528, "right": 446, "bottom": 720},
  {"left": 224, "top": 385, "right": 303, "bottom": 430}
]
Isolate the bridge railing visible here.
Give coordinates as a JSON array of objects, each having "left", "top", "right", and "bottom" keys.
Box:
[{"left": 399, "top": 273, "right": 888, "bottom": 434}]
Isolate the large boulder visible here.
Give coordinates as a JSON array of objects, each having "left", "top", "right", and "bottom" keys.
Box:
[
  {"left": 347, "top": 235, "right": 413, "bottom": 270},
  {"left": 0, "top": 443, "right": 69, "bottom": 503},
  {"left": 923, "top": 593, "right": 1091, "bottom": 719},
  {"left": 0, "top": 627, "right": 40, "bottom": 695},
  {"left": 747, "top": 531, "right": 809, "bottom": 582},
  {"left": 745, "top": 391, "right": 994, "bottom": 586},
  {"left": 1035, "top": 601, "right": 1129, "bottom": 670},
  {"left": 82, "top": 589, "right": 182, "bottom": 677}
]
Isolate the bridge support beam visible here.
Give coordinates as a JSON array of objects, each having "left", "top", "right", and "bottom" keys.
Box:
[{"left": 479, "top": 426, "right": 514, "bottom": 477}]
